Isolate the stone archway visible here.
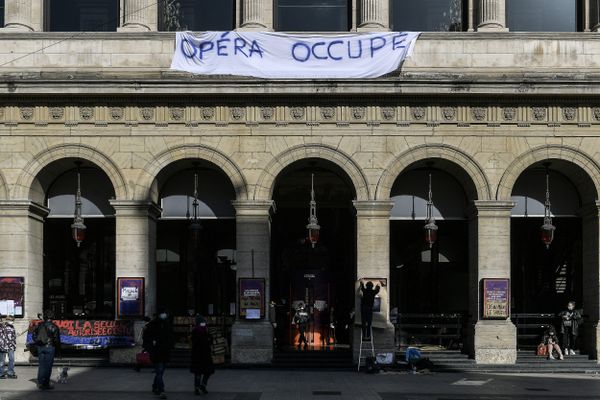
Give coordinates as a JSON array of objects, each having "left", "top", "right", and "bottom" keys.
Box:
[
  {"left": 376, "top": 144, "right": 492, "bottom": 201},
  {"left": 136, "top": 144, "right": 249, "bottom": 202},
  {"left": 254, "top": 144, "right": 370, "bottom": 201}
]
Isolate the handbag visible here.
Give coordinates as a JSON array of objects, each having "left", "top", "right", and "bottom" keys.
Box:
[
  {"left": 536, "top": 343, "right": 547, "bottom": 356},
  {"left": 136, "top": 350, "right": 152, "bottom": 366}
]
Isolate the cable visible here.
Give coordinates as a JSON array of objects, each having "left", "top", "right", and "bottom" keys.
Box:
[{"left": 0, "top": 0, "right": 174, "bottom": 68}]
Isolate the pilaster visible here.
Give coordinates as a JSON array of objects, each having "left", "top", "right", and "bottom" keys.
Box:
[
  {"left": 357, "top": 0, "right": 389, "bottom": 31},
  {"left": 239, "top": 0, "right": 272, "bottom": 31},
  {"left": 118, "top": 0, "right": 158, "bottom": 31},
  {"left": 0, "top": 0, "right": 43, "bottom": 32},
  {"left": 477, "top": 0, "right": 508, "bottom": 32}
]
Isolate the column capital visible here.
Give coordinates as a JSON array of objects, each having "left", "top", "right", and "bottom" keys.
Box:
[
  {"left": 469, "top": 200, "right": 514, "bottom": 217},
  {"left": 0, "top": 200, "right": 49, "bottom": 221},
  {"left": 353, "top": 200, "right": 394, "bottom": 217},
  {"left": 109, "top": 200, "right": 162, "bottom": 218},
  {"left": 232, "top": 200, "right": 274, "bottom": 217}
]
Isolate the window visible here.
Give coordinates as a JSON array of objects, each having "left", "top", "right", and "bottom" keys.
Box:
[
  {"left": 160, "top": 0, "right": 234, "bottom": 31},
  {"left": 0, "top": 0, "right": 4, "bottom": 28},
  {"left": 506, "top": 0, "right": 580, "bottom": 32},
  {"left": 47, "top": 0, "right": 119, "bottom": 31},
  {"left": 390, "top": 0, "right": 465, "bottom": 32},
  {"left": 275, "top": 0, "right": 350, "bottom": 32}
]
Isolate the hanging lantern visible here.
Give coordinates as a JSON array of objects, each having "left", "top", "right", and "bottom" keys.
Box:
[
  {"left": 541, "top": 164, "right": 555, "bottom": 249},
  {"left": 423, "top": 168, "right": 438, "bottom": 248},
  {"left": 71, "top": 161, "right": 86, "bottom": 247},
  {"left": 306, "top": 173, "right": 320, "bottom": 248},
  {"left": 189, "top": 169, "right": 203, "bottom": 243}
]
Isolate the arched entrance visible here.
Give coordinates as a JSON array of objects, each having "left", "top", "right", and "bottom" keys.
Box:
[
  {"left": 510, "top": 160, "right": 594, "bottom": 353},
  {"left": 38, "top": 158, "right": 116, "bottom": 321},
  {"left": 153, "top": 159, "right": 237, "bottom": 352},
  {"left": 389, "top": 159, "right": 477, "bottom": 352},
  {"left": 270, "top": 158, "right": 356, "bottom": 352}
]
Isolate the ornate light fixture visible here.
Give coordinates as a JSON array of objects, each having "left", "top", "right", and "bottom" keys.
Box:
[
  {"left": 71, "top": 161, "right": 86, "bottom": 247},
  {"left": 423, "top": 165, "right": 438, "bottom": 249},
  {"left": 306, "top": 173, "right": 320, "bottom": 248},
  {"left": 541, "top": 163, "right": 555, "bottom": 249},
  {"left": 188, "top": 166, "right": 202, "bottom": 242}
]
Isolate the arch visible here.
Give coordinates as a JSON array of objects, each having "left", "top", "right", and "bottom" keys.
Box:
[
  {"left": 497, "top": 145, "right": 600, "bottom": 202},
  {"left": 254, "top": 144, "right": 370, "bottom": 201},
  {"left": 376, "top": 144, "right": 492, "bottom": 201},
  {"left": 14, "top": 144, "right": 128, "bottom": 200},
  {"left": 136, "top": 144, "right": 249, "bottom": 201}
]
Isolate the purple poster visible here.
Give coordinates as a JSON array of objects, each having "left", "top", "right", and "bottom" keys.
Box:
[
  {"left": 239, "top": 278, "right": 265, "bottom": 319},
  {"left": 482, "top": 278, "right": 510, "bottom": 319},
  {"left": 117, "top": 277, "right": 145, "bottom": 319}
]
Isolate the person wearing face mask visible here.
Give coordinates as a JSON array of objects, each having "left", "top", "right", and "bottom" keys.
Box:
[
  {"left": 190, "top": 315, "right": 214, "bottom": 395},
  {"left": 143, "top": 308, "right": 174, "bottom": 399},
  {"left": 560, "top": 301, "right": 582, "bottom": 356},
  {"left": 0, "top": 316, "right": 17, "bottom": 379}
]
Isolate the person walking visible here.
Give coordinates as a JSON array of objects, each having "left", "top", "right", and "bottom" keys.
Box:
[
  {"left": 293, "top": 303, "right": 309, "bottom": 349},
  {"left": 560, "top": 301, "right": 582, "bottom": 356},
  {"left": 359, "top": 280, "right": 380, "bottom": 340},
  {"left": 190, "top": 315, "right": 214, "bottom": 395},
  {"left": 0, "top": 316, "right": 18, "bottom": 379},
  {"left": 32, "top": 310, "right": 61, "bottom": 390},
  {"left": 143, "top": 308, "right": 173, "bottom": 399}
]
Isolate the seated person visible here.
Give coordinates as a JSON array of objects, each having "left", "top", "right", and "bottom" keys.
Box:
[{"left": 543, "top": 327, "right": 564, "bottom": 360}]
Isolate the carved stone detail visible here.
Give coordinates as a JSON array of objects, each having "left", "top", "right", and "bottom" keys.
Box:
[
  {"left": 169, "top": 107, "right": 184, "bottom": 120},
  {"left": 231, "top": 107, "right": 245, "bottom": 120},
  {"left": 80, "top": 107, "right": 94, "bottom": 120},
  {"left": 442, "top": 107, "right": 456, "bottom": 121},
  {"left": 110, "top": 107, "right": 124, "bottom": 121},
  {"left": 562, "top": 107, "right": 576, "bottom": 121},
  {"left": 351, "top": 107, "right": 366, "bottom": 120},
  {"left": 503, "top": 107, "right": 516, "bottom": 121},
  {"left": 594, "top": 108, "right": 600, "bottom": 121},
  {"left": 49, "top": 107, "right": 64, "bottom": 120},
  {"left": 320, "top": 107, "right": 335, "bottom": 120},
  {"left": 472, "top": 107, "right": 487, "bottom": 121},
  {"left": 140, "top": 107, "right": 154, "bottom": 120},
  {"left": 532, "top": 107, "right": 547, "bottom": 121},
  {"left": 20, "top": 107, "right": 34, "bottom": 120},
  {"left": 261, "top": 107, "right": 274, "bottom": 120},
  {"left": 411, "top": 107, "right": 425, "bottom": 120},
  {"left": 201, "top": 107, "right": 214, "bottom": 120},
  {"left": 290, "top": 107, "right": 305, "bottom": 120},
  {"left": 381, "top": 107, "right": 395, "bottom": 121}
]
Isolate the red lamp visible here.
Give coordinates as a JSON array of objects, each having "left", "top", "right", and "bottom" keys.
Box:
[
  {"left": 71, "top": 161, "right": 86, "bottom": 247},
  {"left": 540, "top": 163, "right": 555, "bottom": 249},
  {"left": 306, "top": 173, "right": 320, "bottom": 248},
  {"left": 424, "top": 168, "right": 438, "bottom": 248}
]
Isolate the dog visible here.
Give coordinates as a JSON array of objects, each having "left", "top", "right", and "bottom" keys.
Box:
[{"left": 56, "top": 367, "right": 69, "bottom": 384}]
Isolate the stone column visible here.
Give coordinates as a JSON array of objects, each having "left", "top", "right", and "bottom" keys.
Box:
[
  {"left": 580, "top": 202, "right": 600, "bottom": 361},
  {"left": 0, "top": 200, "right": 48, "bottom": 362},
  {"left": 358, "top": 0, "right": 389, "bottom": 31},
  {"left": 0, "top": 0, "right": 43, "bottom": 31},
  {"left": 353, "top": 201, "right": 395, "bottom": 361},
  {"left": 239, "top": 0, "right": 272, "bottom": 30},
  {"left": 230, "top": 200, "right": 273, "bottom": 364},
  {"left": 477, "top": 0, "right": 508, "bottom": 31},
  {"left": 468, "top": 201, "right": 516, "bottom": 364},
  {"left": 108, "top": 200, "right": 161, "bottom": 363},
  {"left": 118, "top": 0, "right": 158, "bottom": 31}
]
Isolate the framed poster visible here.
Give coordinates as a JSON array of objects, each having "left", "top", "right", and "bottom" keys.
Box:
[
  {"left": 0, "top": 277, "right": 25, "bottom": 318},
  {"left": 239, "top": 278, "right": 265, "bottom": 319},
  {"left": 117, "top": 277, "right": 145, "bottom": 319},
  {"left": 482, "top": 278, "right": 510, "bottom": 319}
]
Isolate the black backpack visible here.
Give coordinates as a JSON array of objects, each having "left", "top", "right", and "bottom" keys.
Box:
[
  {"left": 365, "top": 356, "right": 379, "bottom": 374},
  {"left": 33, "top": 322, "right": 50, "bottom": 345}
]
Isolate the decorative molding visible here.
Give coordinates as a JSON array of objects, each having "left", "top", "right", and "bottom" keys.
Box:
[
  {"left": 472, "top": 107, "right": 487, "bottom": 121},
  {"left": 20, "top": 107, "right": 34, "bottom": 120},
  {"left": 381, "top": 107, "right": 395, "bottom": 121},
  {"left": 80, "top": 106, "right": 94, "bottom": 120},
  {"left": 503, "top": 107, "right": 516, "bottom": 121},
  {"left": 290, "top": 107, "right": 305, "bottom": 120},
  {"left": 411, "top": 107, "right": 425, "bottom": 120},
  {"left": 49, "top": 107, "right": 64, "bottom": 120},
  {"left": 169, "top": 106, "right": 184, "bottom": 120},
  {"left": 442, "top": 107, "right": 456, "bottom": 121},
  {"left": 532, "top": 106, "right": 547, "bottom": 121},
  {"left": 562, "top": 107, "right": 576, "bottom": 121},
  {"left": 201, "top": 107, "right": 215, "bottom": 120},
  {"left": 110, "top": 107, "right": 124, "bottom": 121},
  {"left": 231, "top": 107, "right": 245, "bottom": 120},
  {"left": 320, "top": 107, "right": 335, "bottom": 120},
  {"left": 351, "top": 106, "right": 366, "bottom": 120},
  {"left": 260, "top": 107, "right": 274, "bottom": 120}
]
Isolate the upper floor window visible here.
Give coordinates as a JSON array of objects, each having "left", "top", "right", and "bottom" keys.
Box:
[
  {"left": 0, "top": 0, "right": 4, "bottom": 28},
  {"left": 391, "top": 0, "right": 466, "bottom": 31},
  {"left": 46, "top": 0, "right": 118, "bottom": 31},
  {"left": 160, "top": 0, "right": 234, "bottom": 31},
  {"left": 275, "top": 0, "right": 350, "bottom": 31},
  {"left": 506, "top": 0, "right": 581, "bottom": 32}
]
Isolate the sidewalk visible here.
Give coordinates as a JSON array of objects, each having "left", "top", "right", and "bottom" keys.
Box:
[{"left": 2, "top": 366, "right": 600, "bottom": 400}]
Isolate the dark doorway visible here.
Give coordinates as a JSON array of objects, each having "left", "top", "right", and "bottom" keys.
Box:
[{"left": 270, "top": 160, "right": 356, "bottom": 352}]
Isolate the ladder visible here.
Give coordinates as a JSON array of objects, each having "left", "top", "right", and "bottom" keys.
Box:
[{"left": 357, "top": 326, "right": 375, "bottom": 372}]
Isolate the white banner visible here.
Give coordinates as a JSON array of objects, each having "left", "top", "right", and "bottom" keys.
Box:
[{"left": 170, "top": 31, "right": 420, "bottom": 79}]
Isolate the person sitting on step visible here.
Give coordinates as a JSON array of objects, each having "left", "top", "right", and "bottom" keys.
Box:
[{"left": 543, "top": 327, "right": 564, "bottom": 360}]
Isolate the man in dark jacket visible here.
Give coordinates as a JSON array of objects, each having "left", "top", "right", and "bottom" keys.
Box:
[
  {"left": 33, "top": 310, "right": 61, "bottom": 390},
  {"left": 560, "top": 301, "right": 582, "bottom": 356},
  {"left": 360, "top": 281, "right": 380, "bottom": 340},
  {"left": 190, "top": 315, "right": 214, "bottom": 395},
  {"left": 143, "top": 308, "right": 173, "bottom": 399}
]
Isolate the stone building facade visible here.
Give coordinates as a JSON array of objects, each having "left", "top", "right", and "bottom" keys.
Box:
[{"left": 1, "top": 0, "right": 600, "bottom": 365}]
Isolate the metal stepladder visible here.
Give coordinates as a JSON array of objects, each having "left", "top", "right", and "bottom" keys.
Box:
[{"left": 357, "top": 326, "right": 375, "bottom": 372}]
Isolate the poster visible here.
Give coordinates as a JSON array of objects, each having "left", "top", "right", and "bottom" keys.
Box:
[
  {"left": 0, "top": 277, "right": 24, "bottom": 318},
  {"left": 117, "top": 277, "right": 145, "bottom": 319},
  {"left": 356, "top": 278, "right": 388, "bottom": 328},
  {"left": 239, "top": 278, "right": 265, "bottom": 319},
  {"left": 26, "top": 319, "right": 135, "bottom": 350},
  {"left": 482, "top": 278, "right": 510, "bottom": 319}
]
